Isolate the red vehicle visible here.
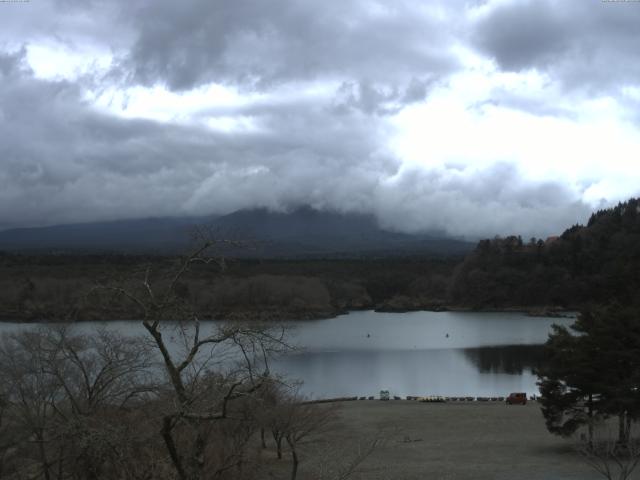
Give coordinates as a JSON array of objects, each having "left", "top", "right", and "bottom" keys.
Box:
[{"left": 506, "top": 392, "right": 527, "bottom": 405}]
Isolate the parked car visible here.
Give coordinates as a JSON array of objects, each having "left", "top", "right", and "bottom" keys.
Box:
[
  {"left": 506, "top": 392, "right": 527, "bottom": 405},
  {"left": 419, "top": 395, "right": 446, "bottom": 403}
]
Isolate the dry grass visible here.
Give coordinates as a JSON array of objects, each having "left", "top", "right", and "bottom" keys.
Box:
[{"left": 258, "top": 400, "right": 603, "bottom": 480}]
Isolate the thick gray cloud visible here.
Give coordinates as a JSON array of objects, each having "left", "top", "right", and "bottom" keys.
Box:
[
  {"left": 116, "top": 0, "right": 459, "bottom": 92},
  {"left": 472, "top": 0, "right": 640, "bottom": 92},
  {"left": 0, "top": 0, "right": 636, "bottom": 239},
  {"left": 332, "top": 78, "right": 439, "bottom": 116},
  {"left": 0, "top": 49, "right": 397, "bottom": 230},
  {"left": 373, "top": 163, "right": 593, "bottom": 238},
  {"left": 0, "top": 49, "right": 591, "bottom": 238}
]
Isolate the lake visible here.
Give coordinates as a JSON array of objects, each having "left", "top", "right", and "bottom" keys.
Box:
[
  {"left": 274, "top": 310, "right": 575, "bottom": 399},
  {"left": 0, "top": 310, "right": 575, "bottom": 400}
]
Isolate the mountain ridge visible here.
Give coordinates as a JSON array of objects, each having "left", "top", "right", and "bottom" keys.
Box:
[{"left": 0, "top": 207, "right": 474, "bottom": 257}]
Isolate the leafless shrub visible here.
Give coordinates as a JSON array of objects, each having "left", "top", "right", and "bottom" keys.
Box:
[
  {"left": 306, "top": 431, "right": 386, "bottom": 480},
  {"left": 578, "top": 428, "right": 640, "bottom": 480},
  {"left": 0, "top": 326, "right": 159, "bottom": 479}
]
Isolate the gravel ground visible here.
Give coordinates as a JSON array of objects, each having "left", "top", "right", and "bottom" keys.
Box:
[{"left": 260, "top": 400, "right": 605, "bottom": 480}]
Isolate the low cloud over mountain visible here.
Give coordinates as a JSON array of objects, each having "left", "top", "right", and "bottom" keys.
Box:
[{"left": 1, "top": 1, "right": 638, "bottom": 239}]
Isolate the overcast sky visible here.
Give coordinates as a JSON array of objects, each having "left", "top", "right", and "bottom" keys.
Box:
[{"left": 1, "top": 0, "right": 639, "bottom": 239}]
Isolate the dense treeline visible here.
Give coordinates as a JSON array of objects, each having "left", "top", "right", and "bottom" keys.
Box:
[
  {"left": 450, "top": 198, "right": 640, "bottom": 309},
  {"left": 0, "top": 256, "right": 458, "bottom": 322}
]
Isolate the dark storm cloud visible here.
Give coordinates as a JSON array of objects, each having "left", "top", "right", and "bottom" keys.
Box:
[
  {"left": 0, "top": 0, "right": 631, "bottom": 237},
  {"left": 0, "top": 50, "right": 398, "bottom": 229},
  {"left": 114, "top": 0, "right": 459, "bottom": 93},
  {"left": 0, "top": 48, "right": 26, "bottom": 76},
  {"left": 473, "top": 1, "right": 568, "bottom": 71},
  {"left": 0, "top": 50, "right": 590, "bottom": 238},
  {"left": 472, "top": 0, "right": 640, "bottom": 91}
]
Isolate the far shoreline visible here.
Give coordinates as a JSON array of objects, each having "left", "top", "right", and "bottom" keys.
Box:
[
  {"left": 0, "top": 305, "right": 580, "bottom": 324},
  {"left": 0, "top": 306, "right": 578, "bottom": 324}
]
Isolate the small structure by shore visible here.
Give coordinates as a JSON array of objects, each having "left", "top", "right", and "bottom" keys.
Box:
[{"left": 303, "top": 395, "right": 538, "bottom": 404}]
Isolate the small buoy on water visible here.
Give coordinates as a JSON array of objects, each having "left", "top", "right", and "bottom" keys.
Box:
[
  {"left": 366, "top": 333, "right": 371, "bottom": 338},
  {"left": 445, "top": 333, "right": 449, "bottom": 338}
]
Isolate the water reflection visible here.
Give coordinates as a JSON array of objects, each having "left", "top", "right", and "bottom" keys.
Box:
[
  {"left": 270, "top": 310, "right": 571, "bottom": 398},
  {"left": 463, "top": 345, "right": 545, "bottom": 375},
  {"left": 271, "top": 345, "right": 547, "bottom": 399}
]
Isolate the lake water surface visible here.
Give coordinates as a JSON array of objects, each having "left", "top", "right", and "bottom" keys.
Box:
[
  {"left": 275, "top": 310, "right": 575, "bottom": 398},
  {"left": 0, "top": 310, "right": 575, "bottom": 399}
]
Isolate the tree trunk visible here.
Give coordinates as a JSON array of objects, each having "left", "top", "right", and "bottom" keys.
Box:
[
  {"left": 273, "top": 431, "right": 283, "bottom": 459},
  {"left": 162, "top": 416, "right": 188, "bottom": 480},
  {"left": 191, "top": 429, "right": 207, "bottom": 480},
  {"left": 618, "top": 411, "right": 629, "bottom": 446},
  {"left": 57, "top": 444, "right": 65, "bottom": 480},
  {"left": 587, "top": 394, "right": 594, "bottom": 449},
  {"left": 36, "top": 431, "right": 51, "bottom": 480},
  {"left": 286, "top": 436, "right": 299, "bottom": 480}
]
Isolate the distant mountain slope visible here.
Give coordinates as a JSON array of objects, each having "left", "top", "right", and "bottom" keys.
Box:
[
  {"left": 0, "top": 217, "right": 205, "bottom": 253},
  {"left": 0, "top": 207, "right": 474, "bottom": 257}
]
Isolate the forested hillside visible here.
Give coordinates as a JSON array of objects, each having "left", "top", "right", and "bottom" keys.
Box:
[
  {"left": 450, "top": 198, "right": 640, "bottom": 309},
  {"left": 3, "top": 199, "right": 640, "bottom": 321}
]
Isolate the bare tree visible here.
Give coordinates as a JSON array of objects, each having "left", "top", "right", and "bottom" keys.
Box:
[
  {"left": 283, "top": 400, "right": 336, "bottom": 480},
  {"left": 254, "top": 381, "right": 383, "bottom": 480},
  {"left": 0, "top": 329, "right": 66, "bottom": 480},
  {"left": 97, "top": 240, "right": 291, "bottom": 480},
  {"left": 0, "top": 326, "right": 158, "bottom": 480},
  {"left": 255, "top": 379, "right": 292, "bottom": 460}
]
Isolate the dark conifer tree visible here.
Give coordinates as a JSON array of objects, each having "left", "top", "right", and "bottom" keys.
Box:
[{"left": 537, "top": 304, "right": 640, "bottom": 445}]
